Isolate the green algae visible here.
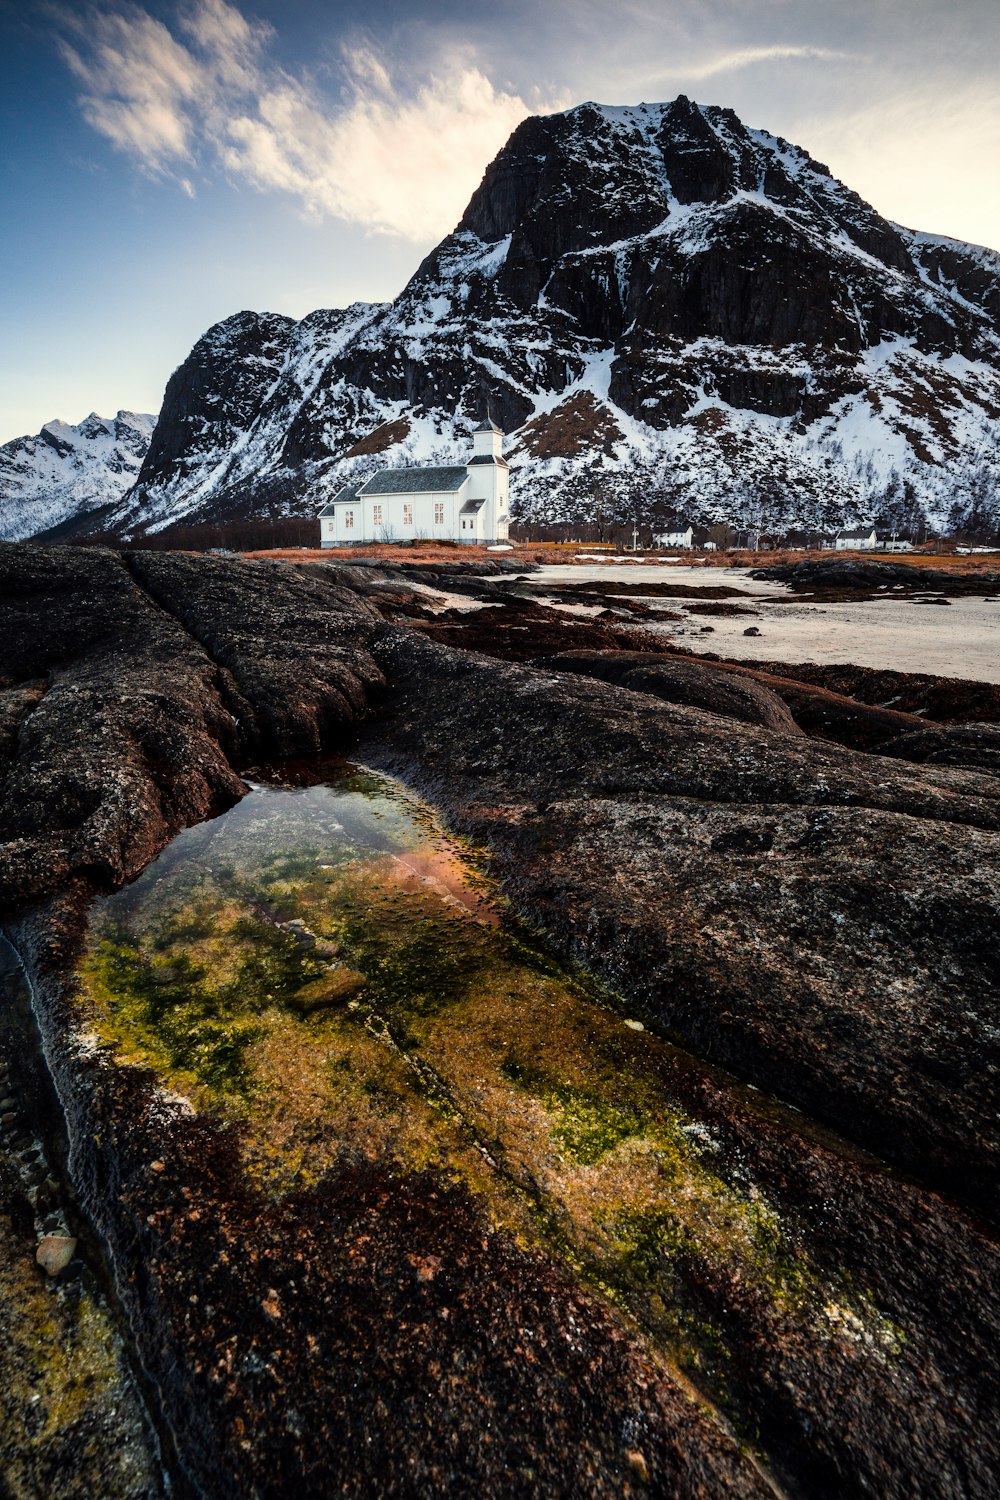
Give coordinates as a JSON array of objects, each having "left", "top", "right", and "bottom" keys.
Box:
[
  {"left": 74, "top": 758, "right": 907, "bottom": 1444},
  {"left": 501, "top": 1057, "right": 650, "bottom": 1165},
  {"left": 83, "top": 913, "right": 330, "bottom": 1102}
]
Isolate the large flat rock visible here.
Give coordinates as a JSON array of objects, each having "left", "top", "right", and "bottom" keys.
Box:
[{"left": 366, "top": 629, "right": 1000, "bottom": 1219}]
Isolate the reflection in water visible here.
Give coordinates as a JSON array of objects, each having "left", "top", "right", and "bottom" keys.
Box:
[{"left": 77, "top": 761, "right": 899, "bottom": 1402}]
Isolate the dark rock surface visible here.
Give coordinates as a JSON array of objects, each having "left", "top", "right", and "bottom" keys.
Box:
[
  {"left": 879, "top": 722, "right": 1000, "bottom": 770},
  {"left": 740, "top": 657, "right": 1000, "bottom": 723},
  {"left": 127, "top": 550, "right": 386, "bottom": 757},
  {"left": 365, "top": 628, "right": 1000, "bottom": 1219},
  {"left": 0, "top": 544, "right": 245, "bottom": 906},
  {"left": 6, "top": 900, "right": 777, "bottom": 1500},
  {"left": 3, "top": 544, "right": 1000, "bottom": 1497},
  {"left": 535, "top": 649, "right": 802, "bottom": 733},
  {"left": 0, "top": 544, "right": 383, "bottom": 908},
  {"left": 753, "top": 557, "right": 1000, "bottom": 598},
  {"left": 538, "top": 644, "right": 1000, "bottom": 766}
]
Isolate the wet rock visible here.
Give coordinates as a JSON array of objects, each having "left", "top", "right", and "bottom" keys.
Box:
[
  {"left": 537, "top": 649, "right": 802, "bottom": 734},
  {"left": 6, "top": 959, "right": 773, "bottom": 1500},
  {"left": 0, "top": 544, "right": 247, "bottom": 909},
  {"left": 292, "top": 969, "right": 368, "bottom": 1010},
  {"left": 367, "top": 628, "right": 1000, "bottom": 1220},
  {"left": 743, "top": 624, "right": 762, "bottom": 636},
  {"left": 0, "top": 545, "right": 386, "bottom": 912},
  {"left": 409, "top": 593, "right": 672, "bottom": 662},
  {"left": 3, "top": 546, "right": 1000, "bottom": 1498},
  {"left": 35, "top": 1234, "right": 77, "bottom": 1277}
]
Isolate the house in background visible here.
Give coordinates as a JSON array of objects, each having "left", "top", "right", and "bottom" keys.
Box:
[
  {"left": 876, "top": 532, "right": 915, "bottom": 552},
  {"left": 835, "top": 526, "right": 877, "bottom": 551},
  {"left": 654, "top": 519, "right": 693, "bottom": 548},
  {"left": 319, "top": 419, "right": 509, "bottom": 546}
]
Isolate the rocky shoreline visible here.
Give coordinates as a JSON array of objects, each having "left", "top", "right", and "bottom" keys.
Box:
[{"left": 2, "top": 543, "right": 999, "bottom": 1496}]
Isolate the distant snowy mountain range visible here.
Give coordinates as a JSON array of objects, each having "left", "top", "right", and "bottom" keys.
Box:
[
  {"left": 0, "top": 411, "right": 155, "bottom": 542},
  {"left": 6, "top": 96, "right": 1000, "bottom": 541}
]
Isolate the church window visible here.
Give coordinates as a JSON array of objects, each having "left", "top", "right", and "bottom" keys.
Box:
[
  {"left": 344, "top": 510, "right": 354, "bottom": 529},
  {"left": 434, "top": 502, "right": 444, "bottom": 524},
  {"left": 403, "top": 503, "right": 414, "bottom": 526},
  {"left": 373, "top": 504, "right": 382, "bottom": 526}
]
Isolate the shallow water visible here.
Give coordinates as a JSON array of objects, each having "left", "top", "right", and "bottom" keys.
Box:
[{"left": 72, "top": 762, "right": 906, "bottom": 1407}]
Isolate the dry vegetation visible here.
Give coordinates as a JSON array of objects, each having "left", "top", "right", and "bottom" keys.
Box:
[{"left": 243, "top": 540, "right": 1000, "bottom": 575}]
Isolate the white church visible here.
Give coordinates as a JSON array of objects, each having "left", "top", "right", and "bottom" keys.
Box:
[{"left": 319, "top": 418, "right": 510, "bottom": 546}]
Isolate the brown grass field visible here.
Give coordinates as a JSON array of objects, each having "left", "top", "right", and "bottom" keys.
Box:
[{"left": 243, "top": 540, "right": 1000, "bottom": 574}]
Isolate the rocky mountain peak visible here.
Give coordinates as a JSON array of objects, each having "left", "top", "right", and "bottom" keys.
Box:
[
  {"left": 15, "top": 96, "right": 1000, "bottom": 542},
  {"left": 0, "top": 408, "right": 156, "bottom": 542}
]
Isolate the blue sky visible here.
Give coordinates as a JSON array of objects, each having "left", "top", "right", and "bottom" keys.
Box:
[{"left": 2, "top": 0, "right": 999, "bottom": 441}]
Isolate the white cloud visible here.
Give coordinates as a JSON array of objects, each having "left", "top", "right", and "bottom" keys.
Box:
[
  {"left": 674, "top": 45, "right": 858, "bottom": 82},
  {"left": 58, "top": 7, "right": 204, "bottom": 168},
  {"left": 219, "top": 46, "right": 549, "bottom": 239},
  {"left": 56, "top": 0, "right": 561, "bottom": 241}
]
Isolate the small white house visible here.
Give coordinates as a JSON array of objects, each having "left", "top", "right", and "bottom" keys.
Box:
[
  {"left": 876, "top": 534, "right": 914, "bottom": 552},
  {"left": 654, "top": 523, "right": 694, "bottom": 549},
  {"left": 835, "top": 527, "right": 877, "bottom": 551},
  {"left": 319, "top": 419, "right": 509, "bottom": 546}
]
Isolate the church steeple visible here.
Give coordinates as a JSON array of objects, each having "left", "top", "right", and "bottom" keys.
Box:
[{"left": 472, "top": 413, "right": 503, "bottom": 459}]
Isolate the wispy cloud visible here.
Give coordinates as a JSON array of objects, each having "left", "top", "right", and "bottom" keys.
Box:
[
  {"left": 674, "top": 44, "right": 858, "bottom": 82},
  {"left": 55, "top": 0, "right": 562, "bottom": 240}
]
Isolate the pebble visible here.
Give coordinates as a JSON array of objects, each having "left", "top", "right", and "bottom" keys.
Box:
[
  {"left": 0, "top": 1097, "right": 15, "bottom": 1112},
  {"left": 624, "top": 1019, "right": 645, "bottom": 1031},
  {"left": 36, "top": 1234, "right": 78, "bottom": 1277}
]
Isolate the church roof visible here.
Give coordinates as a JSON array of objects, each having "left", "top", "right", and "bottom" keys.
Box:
[
  {"left": 474, "top": 417, "right": 502, "bottom": 434},
  {"left": 460, "top": 496, "right": 487, "bottom": 514},
  {"left": 467, "top": 453, "right": 509, "bottom": 468},
  {"left": 359, "top": 466, "right": 469, "bottom": 496},
  {"left": 318, "top": 483, "right": 360, "bottom": 517}
]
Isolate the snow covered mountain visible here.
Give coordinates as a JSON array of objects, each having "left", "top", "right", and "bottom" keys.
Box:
[
  {"left": 113, "top": 97, "right": 1000, "bottom": 538},
  {"left": 0, "top": 410, "right": 156, "bottom": 542}
]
